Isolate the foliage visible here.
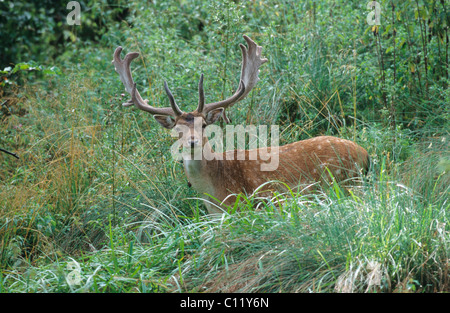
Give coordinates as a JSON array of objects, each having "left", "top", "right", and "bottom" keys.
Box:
[
  {"left": 0, "top": 0, "right": 449, "bottom": 293},
  {"left": 0, "top": 0, "right": 128, "bottom": 67}
]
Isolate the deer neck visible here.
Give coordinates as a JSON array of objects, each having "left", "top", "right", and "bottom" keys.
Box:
[{"left": 182, "top": 140, "right": 219, "bottom": 194}]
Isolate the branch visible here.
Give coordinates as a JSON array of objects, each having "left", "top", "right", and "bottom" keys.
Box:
[{"left": 0, "top": 148, "right": 20, "bottom": 159}]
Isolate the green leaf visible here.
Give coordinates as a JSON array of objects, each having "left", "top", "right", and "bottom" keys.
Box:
[
  {"left": 12, "top": 63, "right": 30, "bottom": 73},
  {"left": 420, "top": 7, "right": 429, "bottom": 20},
  {"left": 42, "top": 66, "right": 61, "bottom": 75}
]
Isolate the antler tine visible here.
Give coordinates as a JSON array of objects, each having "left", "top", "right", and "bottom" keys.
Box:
[
  {"left": 163, "top": 81, "right": 183, "bottom": 117},
  {"left": 201, "top": 35, "right": 267, "bottom": 118},
  {"left": 112, "top": 46, "right": 177, "bottom": 116},
  {"left": 202, "top": 81, "right": 245, "bottom": 113},
  {"left": 238, "top": 35, "right": 268, "bottom": 100}
]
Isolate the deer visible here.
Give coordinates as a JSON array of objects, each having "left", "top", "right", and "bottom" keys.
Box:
[{"left": 112, "top": 35, "right": 369, "bottom": 214}]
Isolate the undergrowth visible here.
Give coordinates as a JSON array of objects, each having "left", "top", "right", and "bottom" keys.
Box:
[{"left": 1, "top": 0, "right": 449, "bottom": 293}]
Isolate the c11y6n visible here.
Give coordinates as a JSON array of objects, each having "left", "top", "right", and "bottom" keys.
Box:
[{"left": 224, "top": 297, "right": 269, "bottom": 308}]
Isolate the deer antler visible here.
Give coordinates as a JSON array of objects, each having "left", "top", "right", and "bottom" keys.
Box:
[
  {"left": 112, "top": 46, "right": 182, "bottom": 117},
  {"left": 198, "top": 35, "right": 268, "bottom": 121}
]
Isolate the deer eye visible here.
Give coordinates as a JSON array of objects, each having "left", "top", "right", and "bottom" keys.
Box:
[{"left": 174, "top": 127, "right": 183, "bottom": 138}]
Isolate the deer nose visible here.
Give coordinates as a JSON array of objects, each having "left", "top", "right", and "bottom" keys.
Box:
[{"left": 188, "top": 136, "right": 199, "bottom": 147}]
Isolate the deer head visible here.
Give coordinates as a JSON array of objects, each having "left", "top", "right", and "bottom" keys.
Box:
[{"left": 112, "top": 35, "right": 267, "bottom": 155}]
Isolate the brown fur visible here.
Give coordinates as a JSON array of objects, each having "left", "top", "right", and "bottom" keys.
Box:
[{"left": 180, "top": 122, "right": 369, "bottom": 213}]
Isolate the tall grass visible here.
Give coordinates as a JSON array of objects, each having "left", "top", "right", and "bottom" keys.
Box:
[
  {"left": 1, "top": 159, "right": 448, "bottom": 292},
  {"left": 1, "top": 0, "right": 448, "bottom": 293}
]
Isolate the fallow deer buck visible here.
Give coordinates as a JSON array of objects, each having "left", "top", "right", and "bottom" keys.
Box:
[{"left": 113, "top": 35, "right": 369, "bottom": 214}]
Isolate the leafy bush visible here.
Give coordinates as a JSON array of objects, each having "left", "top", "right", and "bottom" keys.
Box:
[
  {"left": 0, "top": 0, "right": 448, "bottom": 293},
  {"left": 0, "top": 0, "right": 128, "bottom": 67}
]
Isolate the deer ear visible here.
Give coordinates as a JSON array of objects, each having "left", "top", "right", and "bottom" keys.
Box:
[
  {"left": 153, "top": 115, "right": 176, "bottom": 129},
  {"left": 205, "top": 108, "right": 224, "bottom": 125}
]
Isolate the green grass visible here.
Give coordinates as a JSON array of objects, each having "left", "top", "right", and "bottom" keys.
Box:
[
  {"left": 1, "top": 169, "right": 448, "bottom": 292},
  {"left": 0, "top": 0, "right": 449, "bottom": 293}
]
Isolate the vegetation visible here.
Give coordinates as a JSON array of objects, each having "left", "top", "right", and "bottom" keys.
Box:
[{"left": 0, "top": 0, "right": 448, "bottom": 293}]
